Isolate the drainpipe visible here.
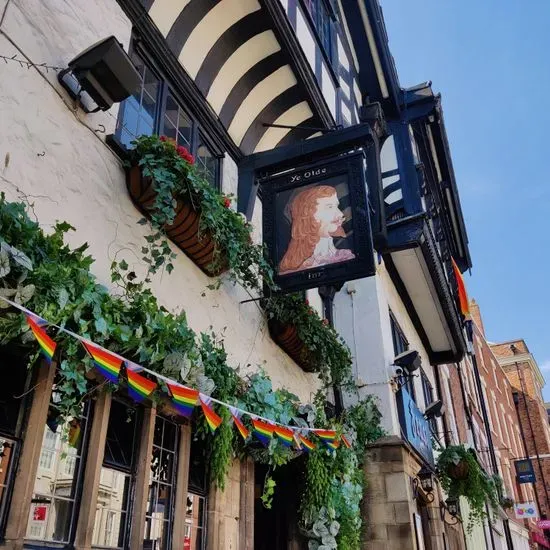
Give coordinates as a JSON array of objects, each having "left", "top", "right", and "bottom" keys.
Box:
[
  {"left": 513, "top": 354, "right": 550, "bottom": 515},
  {"left": 467, "top": 324, "right": 513, "bottom": 550},
  {"left": 319, "top": 285, "right": 343, "bottom": 415}
]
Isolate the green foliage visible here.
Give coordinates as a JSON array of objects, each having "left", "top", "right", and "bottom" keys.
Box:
[
  {"left": 265, "top": 293, "right": 353, "bottom": 387},
  {"left": 129, "top": 135, "right": 274, "bottom": 289},
  {"left": 0, "top": 195, "right": 384, "bottom": 549},
  {"left": 436, "top": 444, "right": 501, "bottom": 531}
]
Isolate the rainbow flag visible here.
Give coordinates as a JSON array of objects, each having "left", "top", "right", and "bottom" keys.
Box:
[
  {"left": 229, "top": 408, "right": 249, "bottom": 440},
  {"left": 341, "top": 435, "right": 352, "bottom": 449},
  {"left": 325, "top": 439, "right": 340, "bottom": 452},
  {"left": 274, "top": 425, "right": 295, "bottom": 448},
  {"left": 298, "top": 435, "right": 316, "bottom": 452},
  {"left": 167, "top": 383, "right": 198, "bottom": 418},
  {"left": 126, "top": 368, "right": 157, "bottom": 403},
  {"left": 26, "top": 315, "right": 56, "bottom": 363},
  {"left": 451, "top": 257, "right": 470, "bottom": 317},
  {"left": 82, "top": 341, "right": 121, "bottom": 383},
  {"left": 313, "top": 429, "right": 337, "bottom": 442},
  {"left": 200, "top": 397, "right": 222, "bottom": 433},
  {"left": 252, "top": 419, "right": 274, "bottom": 447}
]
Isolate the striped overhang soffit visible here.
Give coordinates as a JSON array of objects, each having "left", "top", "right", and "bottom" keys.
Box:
[{"left": 144, "top": 0, "right": 329, "bottom": 155}]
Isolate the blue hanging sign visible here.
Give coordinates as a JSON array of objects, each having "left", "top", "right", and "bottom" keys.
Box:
[
  {"left": 515, "top": 459, "right": 536, "bottom": 484},
  {"left": 397, "top": 387, "right": 434, "bottom": 466}
]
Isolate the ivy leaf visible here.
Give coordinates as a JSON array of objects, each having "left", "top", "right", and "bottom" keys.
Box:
[
  {"left": 196, "top": 374, "right": 215, "bottom": 396},
  {"left": 15, "top": 284, "right": 35, "bottom": 304},
  {"left": 94, "top": 317, "right": 108, "bottom": 335},
  {"left": 58, "top": 288, "right": 69, "bottom": 310},
  {"left": 119, "top": 259, "right": 129, "bottom": 271},
  {"left": 163, "top": 352, "right": 186, "bottom": 376},
  {"left": 10, "top": 246, "right": 33, "bottom": 271},
  {"left": 329, "top": 521, "right": 340, "bottom": 536},
  {"left": 0, "top": 250, "right": 10, "bottom": 278}
]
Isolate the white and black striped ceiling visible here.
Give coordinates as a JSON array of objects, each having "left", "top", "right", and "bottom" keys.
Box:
[{"left": 141, "top": 0, "right": 330, "bottom": 155}]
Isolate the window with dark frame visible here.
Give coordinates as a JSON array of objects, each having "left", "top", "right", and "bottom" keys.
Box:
[
  {"left": 302, "top": 0, "right": 334, "bottom": 63},
  {"left": 92, "top": 399, "right": 139, "bottom": 549},
  {"left": 420, "top": 370, "right": 437, "bottom": 434},
  {"left": 26, "top": 399, "right": 93, "bottom": 545},
  {"left": 115, "top": 45, "right": 222, "bottom": 190},
  {"left": 144, "top": 415, "right": 179, "bottom": 550},
  {"left": 0, "top": 348, "right": 33, "bottom": 538},
  {"left": 186, "top": 436, "right": 208, "bottom": 550},
  {"left": 390, "top": 312, "right": 416, "bottom": 401}
]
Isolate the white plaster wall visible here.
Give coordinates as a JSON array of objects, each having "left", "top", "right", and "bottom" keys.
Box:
[{"left": 0, "top": 0, "right": 320, "bottom": 402}]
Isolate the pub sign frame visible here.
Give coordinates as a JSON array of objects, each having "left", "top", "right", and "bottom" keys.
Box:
[{"left": 261, "top": 150, "right": 375, "bottom": 293}]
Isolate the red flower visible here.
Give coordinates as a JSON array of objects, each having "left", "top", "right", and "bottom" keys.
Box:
[
  {"left": 176, "top": 145, "right": 194, "bottom": 164},
  {"left": 159, "top": 135, "right": 168, "bottom": 142},
  {"left": 223, "top": 197, "right": 231, "bottom": 208},
  {"left": 305, "top": 299, "right": 309, "bottom": 306},
  {"left": 322, "top": 318, "right": 329, "bottom": 326}
]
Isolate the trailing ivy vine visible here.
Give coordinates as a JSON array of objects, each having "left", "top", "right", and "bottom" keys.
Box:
[{"left": 0, "top": 195, "right": 382, "bottom": 550}]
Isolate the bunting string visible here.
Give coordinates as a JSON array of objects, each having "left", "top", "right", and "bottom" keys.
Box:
[{"left": 1, "top": 296, "right": 352, "bottom": 447}]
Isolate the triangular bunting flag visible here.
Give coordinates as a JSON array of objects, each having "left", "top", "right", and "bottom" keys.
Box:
[
  {"left": 167, "top": 383, "right": 199, "bottom": 418},
  {"left": 298, "top": 435, "right": 316, "bottom": 453},
  {"left": 274, "top": 425, "right": 295, "bottom": 448},
  {"left": 82, "top": 341, "right": 122, "bottom": 383},
  {"left": 312, "top": 429, "right": 337, "bottom": 441},
  {"left": 126, "top": 368, "right": 157, "bottom": 403},
  {"left": 229, "top": 407, "right": 249, "bottom": 440},
  {"left": 252, "top": 419, "right": 274, "bottom": 447},
  {"left": 200, "top": 396, "right": 222, "bottom": 433},
  {"left": 325, "top": 439, "right": 340, "bottom": 452},
  {"left": 341, "top": 435, "right": 352, "bottom": 449},
  {"left": 26, "top": 315, "right": 57, "bottom": 363}
]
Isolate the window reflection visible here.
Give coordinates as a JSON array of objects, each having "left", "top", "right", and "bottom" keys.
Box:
[
  {"left": 92, "top": 400, "right": 138, "bottom": 549},
  {"left": 144, "top": 416, "right": 179, "bottom": 550},
  {"left": 26, "top": 405, "right": 90, "bottom": 544},
  {"left": 185, "top": 493, "right": 205, "bottom": 550}
]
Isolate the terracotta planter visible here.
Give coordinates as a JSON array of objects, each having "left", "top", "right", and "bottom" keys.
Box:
[
  {"left": 126, "top": 165, "right": 226, "bottom": 276},
  {"left": 268, "top": 319, "right": 316, "bottom": 372},
  {"left": 447, "top": 460, "right": 469, "bottom": 481}
]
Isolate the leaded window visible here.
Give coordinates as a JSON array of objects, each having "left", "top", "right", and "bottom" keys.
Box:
[
  {"left": 26, "top": 402, "right": 92, "bottom": 545},
  {"left": 144, "top": 415, "right": 179, "bottom": 550},
  {"left": 302, "top": 0, "right": 334, "bottom": 62},
  {"left": 92, "top": 400, "right": 139, "bottom": 549},
  {"left": 115, "top": 46, "right": 221, "bottom": 190}
]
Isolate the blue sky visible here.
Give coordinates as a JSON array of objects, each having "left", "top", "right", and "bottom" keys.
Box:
[{"left": 380, "top": 1, "right": 550, "bottom": 398}]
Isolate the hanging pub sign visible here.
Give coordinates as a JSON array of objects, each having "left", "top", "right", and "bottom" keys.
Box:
[
  {"left": 515, "top": 458, "right": 536, "bottom": 484},
  {"left": 261, "top": 150, "right": 375, "bottom": 292}
]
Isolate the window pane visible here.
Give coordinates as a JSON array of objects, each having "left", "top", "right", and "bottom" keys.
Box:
[
  {"left": 185, "top": 494, "right": 205, "bottom": 550},
  {"left": 26, "top": 403, "right": 90, "bottom": 543},
  {"left": 145, "top": 416, "right": 178, "bottom": 550},
  {"left": 162, "top": 92, "right": 192, "bottom": 148},
  {"left": 116, "top": 50, "right": 161, "bottom": 146},
  {"left": 92, "top": 469, "right": 131, "bottom": 548},
  {"left": 196, "top": 135, "right": 219, "bottom": 189},
  {"left": 103, "top": 401, "right": 137, "bottom": 471}
]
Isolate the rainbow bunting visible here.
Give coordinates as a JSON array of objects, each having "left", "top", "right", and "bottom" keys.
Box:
[
  {"left": 252, "top": 419, "right": 274, "bottom": 447},
  {"left": 26, "top": 315, "right": 56, "bottom": 363},
  {"left": 274, "top": 425, "right": 295, "bottom": 448},
  {"left": 230, "top": 409, "right": 249, "bottom": 441},
  {"left": 313, "top": 429, "right": 337, "bottom": 441},
  {"left": 325, "top": 439, "right": 340, "bottom": 452},
  {"left": 167, "top": 383, "right": 199, "bottom": 418},
  {"left": 200, "top": 397, "right": 222, "bottom": 433},
  {"left": 341, "top": 435, "right": 352, "bottom": 449},
  {"left": 126, "top": 368, "right": 157, "bottom": 403},
  {"left": 82, "top": 341, "right": 122, "bottom": 383},
  {"left": 298, "top": 435, "right": 316, "bottom": 452}
]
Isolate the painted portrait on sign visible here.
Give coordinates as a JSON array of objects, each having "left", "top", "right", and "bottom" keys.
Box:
[{"left": 277, "top": 181, "right": 354, "bottom": 275}]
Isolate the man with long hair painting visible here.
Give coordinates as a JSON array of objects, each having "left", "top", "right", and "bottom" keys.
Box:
[{"left": 279, "top": 185, "right": 355, "bottom": 275}]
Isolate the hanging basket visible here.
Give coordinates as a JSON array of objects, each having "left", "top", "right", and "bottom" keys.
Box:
[
  {"left": 268, "top": 319, "right": 316, "bottom": 372},
  {"left": 447, "top": 459, "right": 470, "bottom": 481},
  {"left": 126, "top": 165, "right": 226, "bottom": 276}
]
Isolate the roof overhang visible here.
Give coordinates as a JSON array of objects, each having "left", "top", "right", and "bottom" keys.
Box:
[
  {"left": 383, "top": 214, "right": 466, "bottom": 364},
  {"left": 123, "top": 0, "right": 335, "bottom": 157}
]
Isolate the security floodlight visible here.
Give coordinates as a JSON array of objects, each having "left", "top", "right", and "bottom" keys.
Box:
[
  {"left": 394, "top": 349, "right": 421, "bottom": 374},
  {"left": 59, "top": 36, "right": 140, "bottom": 112},
  {"left": 424, "top": 400, "right": 445, "bottom": 419}
]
